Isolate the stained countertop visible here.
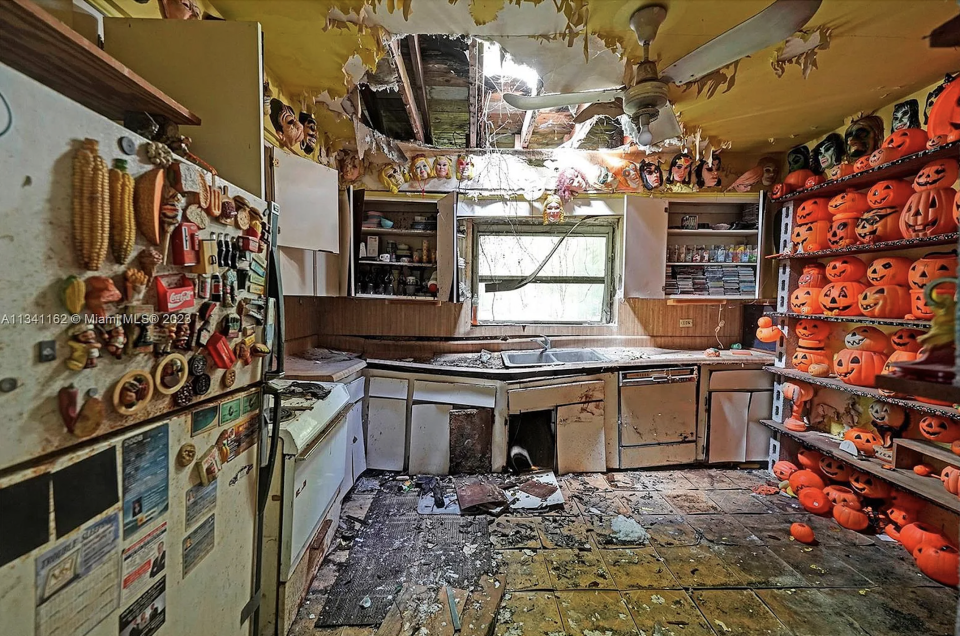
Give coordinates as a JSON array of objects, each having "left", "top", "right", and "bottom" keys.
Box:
[{"left": 363, "top": 347, "right": 776, "bottom": 381}]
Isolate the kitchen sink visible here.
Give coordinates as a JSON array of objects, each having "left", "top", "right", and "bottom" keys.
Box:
[{"left": 502, "top": 348, "right": 607, "bottom": 368}]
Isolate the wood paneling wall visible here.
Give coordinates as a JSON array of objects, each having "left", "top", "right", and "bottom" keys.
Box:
[{"left": 284, "top": 295, "right": 746, "bottom": 358}]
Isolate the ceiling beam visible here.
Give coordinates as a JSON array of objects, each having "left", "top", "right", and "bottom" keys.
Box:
[
  {"left": 519, "top": 108, "right": 536, "bottom": 148},
  {"left": 388, "top": 38, "right": 424, "bottom": 143},
  {"left": 406, "top": 35, "right": 432, "bottom": 145},
  {"left": 468, "top": 39, "right": 481, "bottom": 148}
]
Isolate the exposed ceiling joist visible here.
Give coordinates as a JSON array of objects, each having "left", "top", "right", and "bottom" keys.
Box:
[
  {"left": 406, "top": 35, "right": 433, "bottom": 145},
  {"left": 467, "top": 39, "right": 480, "bottom": 148},
  {"left": 519, "top": 107, "right": 536, "bottom": 148},
  {"left": 388, "top": 39, "right": 425, "bottom": 143}
]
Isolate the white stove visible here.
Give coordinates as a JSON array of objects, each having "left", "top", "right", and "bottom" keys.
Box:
[{"left": 261, "top": 379, "right": 352, "bottom": 636}]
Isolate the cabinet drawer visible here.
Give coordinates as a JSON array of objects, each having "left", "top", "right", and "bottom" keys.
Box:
[
  {"left": 621, "top": 443, "right": 696, "bottom": 468},
  {"left": 708, "top": 370, "right": 772, "bottom": 391},
  {"left": 508, "top": 381, "right": 604, "bottom": 413},
  {"left": 413, "top": 381, "right": 496, "bottom": 407},
  {"left": 620, "top": 382, "right": 697, "bottom": 446},
  {"left": 368, "top": 377, "right": 408, "bottom": 399}
]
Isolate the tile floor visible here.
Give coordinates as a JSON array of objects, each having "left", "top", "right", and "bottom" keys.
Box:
[{"left": 294, "top": 468, "right": 958, "bottom": 636}]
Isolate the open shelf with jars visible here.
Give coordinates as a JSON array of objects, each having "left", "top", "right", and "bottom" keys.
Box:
[{"left": 663, "top": 195, "right": 764, "bottom": 299}]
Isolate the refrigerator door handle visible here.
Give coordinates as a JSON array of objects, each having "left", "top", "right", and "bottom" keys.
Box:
[{"left": 264, "top": 201, "right": 285, "bottom": 381}]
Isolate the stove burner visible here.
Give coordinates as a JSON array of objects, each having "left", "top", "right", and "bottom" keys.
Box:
[
  {"left": 278, "top": 381, "right": 331, "bottom": 401},
  {"left": 279, "top": 407, "right": 296, "bottom": 423}
]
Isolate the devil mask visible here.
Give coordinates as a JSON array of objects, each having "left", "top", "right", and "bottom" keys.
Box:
[{"left": 844, "top": 115, "right": 884, "bottom": 159}]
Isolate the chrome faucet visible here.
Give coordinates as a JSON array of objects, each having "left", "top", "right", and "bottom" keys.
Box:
[{"left": 537, "top": 335, "right": 551, "bottom": 352}]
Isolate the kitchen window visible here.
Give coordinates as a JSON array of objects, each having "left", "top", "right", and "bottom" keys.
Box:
[{"left": 471, "top": 219, "right": 618, "bottom": 324}]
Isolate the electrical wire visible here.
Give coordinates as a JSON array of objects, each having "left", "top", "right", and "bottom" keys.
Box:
[
  {"left": 714, "top": 302, "right": 725, "bottom": 349},
  {"left": 0, "top": 91, "right": 12, "bottom": 139}
]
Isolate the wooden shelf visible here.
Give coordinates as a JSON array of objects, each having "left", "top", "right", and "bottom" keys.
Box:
[
  {"left": 0, "top": 0, "right": 200, "bottom": 125},
  {"left": 773, "top": 141, "right": 960, "bottom": 203},
  {"left": 358, "top": 260, "right": 436, "bottom": 268},
  {"left": 360, "top": 228, "right": 436, "bottom": 236},
  {"left": 770, "top": 312, "right": 931, "bottom": 329},
  {"left": 771, "top": 233, "right": 959, "bottom": 260},
  {"left": 764, "top": 366, "right": 960, "bottom": 419},
  {"left": 760, "top": 418, "right": 960, "bottom": 513},
  {"left": 894, "top": 437, "right": 959, "bottom": 469},
  {"left": 666, "top": 295, "right": 753, "bottom": 301},
  {"left": 876, "top": 375, "right": 960, "bottom": 405},
  {"left": 356, "top": 293, "right": 438, "bottom": 303},
  {"left": 667, "top": 229, "right": 758, "bottom": 237},
  {"left": 666, "top": 262, "right": 758, "bottom": 267}
]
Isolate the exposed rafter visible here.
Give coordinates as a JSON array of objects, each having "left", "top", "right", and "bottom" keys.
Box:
[
  {"left": 518, "top": 105, "right": 537, "bottom": 149},
  {"left": 388, "top": 38, "right": 424, "bottom": 143},
  {"left": 406, "top": 35, "right": 433, "bottom": 145},
  {"left": 467, "top": 39, "right": 479, "bottom": 148}
]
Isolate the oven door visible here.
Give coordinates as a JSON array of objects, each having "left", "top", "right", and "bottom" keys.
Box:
[{"left": 281, "top": 407, "right": 349, "bottom": 580}]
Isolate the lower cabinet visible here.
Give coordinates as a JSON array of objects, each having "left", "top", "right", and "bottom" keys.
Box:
[
  {"left": 708, "top": 391, "right": 774, "bottom": 463},
  {"left": 409, "top": 403, "right": 453, "bottom": 474},
  {"left": 556, "top": 401, "right": 606, "bottom": 473},
  {"left": 366, "top": 397, "right": 406, "bottom": 470}
]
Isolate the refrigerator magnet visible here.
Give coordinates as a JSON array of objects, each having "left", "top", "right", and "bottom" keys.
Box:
[
  {"left": 113, "top": 370, "right": 154, "bottom": 415},
  {"left": 154, "top": 353, "right": 189, "bottom": 395}
]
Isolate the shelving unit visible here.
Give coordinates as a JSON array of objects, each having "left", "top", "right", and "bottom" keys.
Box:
[
  {"left": 360, "top": 228, "right": 437, "bottom": 236},
  {"left": 772, "top": 233, "right": 958, "bottom": 260},
  {"left": 770, "top": 312, "right": 931, "bottom": 329},
  {"left": 876, "top": 375, "right": 960, "bottom": 405},
  {"left": 0, "top": 0, "right": 200, "bottom": 125},
  {"left": 765, "top": 366, "right": 959, "bottom": 419},
  {"left": 759, "top": 418, "right": 960, "bottom": 513},
  {"left": 667, "top": 229, "right": 757, "bottom": 237},
  {"left": 666, "top": 262, "right": 758, "bottom": 267}
]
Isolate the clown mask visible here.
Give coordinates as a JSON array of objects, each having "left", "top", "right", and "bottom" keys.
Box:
[
  {"left": 410, "top": 155, "right": 432, "bottom": 182},
  {"left": 456, "top": 155, "right": 474, "bottom": 180},
  {"left": 543, "top": 194, "right": 564, "bottom": 224},
  {"left": 379, "top": 164, "right": 406, "bottom": 193},
  {"left": 433, "top": 155, "right": 453, "bottom": 180}
]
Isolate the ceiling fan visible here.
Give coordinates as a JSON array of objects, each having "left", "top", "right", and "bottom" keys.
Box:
[{"left": 503, "top": 0, "right": 822, "bottom": 146}]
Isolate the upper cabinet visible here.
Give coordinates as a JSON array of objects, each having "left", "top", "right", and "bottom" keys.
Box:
[
  {"left": 623, "top": 197, "right": 668, "bottom": 299},
  {"left": 104, "top": 18, "right": 265, "bottom": 198},
  {"left": 272, "top": 151, "right": 340, "bottom": 253}
]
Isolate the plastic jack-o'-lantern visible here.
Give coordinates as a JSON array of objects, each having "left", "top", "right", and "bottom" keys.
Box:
[
  {"left": 940, "top": 465, "right": 960, "bottom": 495},
  {"left": 819, "top": 456, "right": 853, "bottom": 482},
  {"left": 790, "top": 522, "right": 816, "bottom": 544},
  {"left": 869, "top": 128, "right": 929, "bottom": 167},
  {"left": 772, "top": 460, "right": 799, "bottom": 481},
  {"left": 799, "top": 487, "right": 833, "bottom": 515},
  {"left": 900, "top": 189, "right": 958, "bottom": 238},
  {"left": 790, "top": 288, "right": 824, "bottom": 315},
  {"left": 849, "top": 470, "right": 891, "bottom": 499},
  {"left": 788, "top": 469, "right": 825, "bottom": 493},
  {"left": 919, "top": 415, "right": 960, "bottom": 443},
  {"left": 827, "top": 218, "right": 859, "bottom": 249},
  {"left": 755, "top": 316, "right": 782, "bottom": 343},
  {"left": 834, "top": 348, "right": 888, "bottom": 387},
  {"left": 866, "top": 257, "right": 913, "bottom": 286},
  {"left": 868, "top": 400, "right": 908, "bottom": 446},
  {"left": 791, "top": 221, "right": 830, "bottom": 253},
  {"left": 867, "top": 179, "right": 915, "bottom": 209},
  {"left": 797, "top": 448, "right": 824, "bottom": 474},
  {"left": 772, "top": 183, "right": 794, "bottom": 200},
  {"left": 843, "top": 428, "right": 883, "bottom": 456},
  {"left": 792, "top": 346, "right": 831, "bottom": 372},
  {"left": 826, "top": 256, "right": 867, "bottom": 282},
  {"left": 824, "top": 485, "right": 861, "bottom": 509},
  {"left": 784, "top": 169, "right": 816, "bottom": 189},
  {"left": 853, "top": 156, "right": 872, "bottom": 173},
  {"left": 828, "top": 190, "right": 871, "bottom": 220},
  {"left": 927, "top": 75, "right": 960, "bottom": 148},
  {"left": 856, "top": 207, "right": 903, "bottom": 244},
  {"left": 914, "top": 159, "right": 960, "bottom": 192},
  {"left": 795, "top": 319, "right": 829, "bottom": 342},
  {"left": 820, "top": 281, "right": 867, "bottom": 316},
  {"left": 796, "top": 198, "right": 832, "bottom": 224},
  {"left": 833, "top": 503, "right": 871, "bottom": 531},
  {"left": 901, "top": 522, "right": 952, "bottom": 556},
  {"left": 843, "top": 326, "right": 888, "bottom": 352},
  {"left": 798, "top": 263, "right": 828, "bottom": 288},
  {"left": 805, "top": 174, "right": 826, "bottom": 189},
  {"left": 914, "top": 544, "right": 960, "bottom": 587},
  {"left": 879, "top": 329, "right": 924, "bottom": 397},
  {"left": 859, "top": 285, "right": 911, "bottom": 318}
]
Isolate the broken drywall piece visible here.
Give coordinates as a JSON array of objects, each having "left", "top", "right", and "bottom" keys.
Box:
[
  {"left": 610, "top": 515, "right": 650, "bottom": 544},
  {"left": 682, "top": 60, "right": 740, "bottom": 99},
  {"left": 772, "top": 26, "right": 833, "bottom": 79}
]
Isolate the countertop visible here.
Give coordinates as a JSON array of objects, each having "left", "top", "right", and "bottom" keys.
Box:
[{"left": 363, "top": 347, "right": 776, "bottom": 381}]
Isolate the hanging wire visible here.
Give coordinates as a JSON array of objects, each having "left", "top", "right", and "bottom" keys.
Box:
[{"left": 0, "top": 91, "right": 12, "bottom": 138}]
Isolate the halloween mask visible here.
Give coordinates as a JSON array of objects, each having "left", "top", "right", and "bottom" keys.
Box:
[
  {"left": 592, "top": 165, "right": 618, "bottom": 191},
  {"left": 787, "top": 145, "right": 812, "bottom": 173},
  {"left": 618, "top": 162, "right": 642, "bottom": 189},
  {"left": 299, "top": 111, "right": 318, "bottom": 155},
  {"left": 556, "top": 167, "right": 588, "bottom": 203},
  {"left": 892, "top": 99, "right": 921, "bottom": 133},
  {"left": 269, "top": 99, "right": 303, "bottom": 150},
  {"left": 844, "top": 115, "right": 884, "bottom": 159},
  {"left": 666, "top": 152, "right": 693, "bottom": 185},
  {"left": 160, "top": 0, "right": 201, "bottom": 19},
  {"left": 456, "top": 155, "right": 474, "bottom": 180},
  {"left": 338, "top": 151, "right": 363, "bottom": 185},
  {"left": 542, "top": 194, "right": 564, "bottom": 224},
  {"left": 639, "top": 159, "right": 663, "bottom": 190},
  {"left": 759, "top": 157, "right": 780, "bottom": 187},
  {"left": 812, "top": 133, "right": 845, "bottom": 173},
  {"left": 694, "top": 156, "right": 722, "bottom": 188},
  {"left": 410, "top": 154, "right": 432, "bottom": 183},
  {"left": 379, "top": 164, "right": 406, "bottom": 194},
  {"left": 433, "top": 155, "right": 454, "bottom": 180}
]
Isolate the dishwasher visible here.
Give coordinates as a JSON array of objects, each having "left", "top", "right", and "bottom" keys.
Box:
[{"left": 619, "top": 366, "right": 699, "bottom": 468}]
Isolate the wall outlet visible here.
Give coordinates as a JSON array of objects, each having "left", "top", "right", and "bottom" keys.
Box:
[{"left": 679, "top": 319, "right": 693, "bottom": 328}]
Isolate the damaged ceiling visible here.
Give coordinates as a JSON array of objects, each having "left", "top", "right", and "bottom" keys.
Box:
[{"left": 208, "top": 0, "right": 960, "bottom": 152}]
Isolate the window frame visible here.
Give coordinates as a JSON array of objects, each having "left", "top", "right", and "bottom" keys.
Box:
[{"left": 470, "top": 218, "right": 618, "bottom": 325}]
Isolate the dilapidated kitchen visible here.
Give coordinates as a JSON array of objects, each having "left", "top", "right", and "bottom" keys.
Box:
[{"left": 1, "top": 1, "right": 959, "bottom": 635}]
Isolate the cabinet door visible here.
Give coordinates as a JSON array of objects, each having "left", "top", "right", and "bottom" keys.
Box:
[
  {"left": 274, "top": 152, "right": 340, "bottom": 252},
  {"left": 278, "top": 246, "right": 314, "bottom": 296},
  {"left": 346, "top": 401, "right": 366, "bottom": 484},
  {"left": 622, "top": 197, "right": 668, "bottom": 298},
  {"left": 557, "top": 401, "right": 606, "bottom": 474},
  {"left": 707, "top": 391, "right": 750, "bottom": 463},
  {"left": 745, "top": 391, "right": 774, "bottom": 461},
  {"left": 409, "top": 403, "right": 452, "bottom": 474},
  {"left": 436, "top": 193, "right": 457, "bottom": 302},
  {"left": 619, "top": 383, "right": 696, "bottom": 446},
  {"left": 365, "top": 397, "right": 406, "bottom": 471}
]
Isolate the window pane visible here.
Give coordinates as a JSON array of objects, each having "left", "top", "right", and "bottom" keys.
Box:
[
  {"left": 477, "top": 233, "right": 607, "bottom": 278},
  {"left": 477, "top": 283, "right": 605, "bottom": 323}
]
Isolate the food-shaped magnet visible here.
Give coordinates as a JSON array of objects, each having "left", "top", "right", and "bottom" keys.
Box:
[
  {"left": 188, "top": 354, "right": 207, "bottom": 376},
  {"left": 251, "top": 343, "right": 271, "bottom": 358},
  {"left": 138, "top": 248, "right": 163, "bottom": 277},
  {"left": 134, "top": 168, "right": 164, "bottom": 245},
  {"left": 173, "top": 383, "right": 194, "bottom": 408},
  {"left": 124, "top": 268, "right": 149, "bottom": 304},
  {"left": 154, "top": 353, "right": 189, "bottom": 395},
  {"left": 62, "top": 276, "right": 85, "bottom": 315},
  {"left": 71, "top": 390, "right": 103, "bottom": 438},
  {"left": 220, "top": 314, "right": 241, "bottom": 339},
  {"left": 172, "top": 222, "right": 200, "bottom": 267},
  {"left": 66, "top": 324, "right": 101, "bottom": 371},
  {"left": 234, "top": 341, "right": 251, "bottom": 366},
  {"left": 220, "top": 196, "right": 237, "bottom": 222},
  {"left": 223, "top": 368, "right": 237, "bottom": 388},
  {"left": 113, "top": 369, "right": 154, "bottom": 415},
  {"left": 85, "top": 276, "right": 121, "bottom": 319},
  {"left": 176, "top": 443, "right": 197, "bottom": 468}
]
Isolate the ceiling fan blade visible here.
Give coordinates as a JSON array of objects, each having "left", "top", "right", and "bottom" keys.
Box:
[
  {"left": 660, "top": 0, "right": 822, "bottom": 85},
  {"left": 502, "top": 88, "right": 624, "bottom": 111},
  {"left": 648, "top": 105, "right": 682, "bottom": 145},
  {"left": 573, "top": 99, "right": 625, "bottom": 123}
]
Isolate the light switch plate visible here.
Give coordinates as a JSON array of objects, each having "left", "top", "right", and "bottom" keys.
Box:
[{"left": 679, "top": 319, "right": 693, "bottom": 328}]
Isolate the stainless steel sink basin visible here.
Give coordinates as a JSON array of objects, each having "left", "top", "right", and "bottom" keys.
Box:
[{"left": 502, "top": 349, "right": 607, "bottom": 368}]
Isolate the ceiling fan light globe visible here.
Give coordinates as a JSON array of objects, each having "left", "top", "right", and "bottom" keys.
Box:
[{"left": 637, "top": 129, "right": 654, "bottom": 146}]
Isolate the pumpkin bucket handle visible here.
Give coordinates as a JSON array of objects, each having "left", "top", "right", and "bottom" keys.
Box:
[{"left": 924, "top": 276, "right": 957, "bottom": 310}]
